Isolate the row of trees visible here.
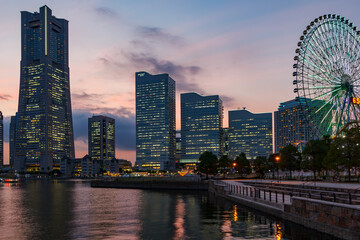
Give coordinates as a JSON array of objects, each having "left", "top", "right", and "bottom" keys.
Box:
[
  {"left": 198, "top": 127, "right": 360, "bottom": 181},
  {"left": 198, "top": 151, "right": 251, "bottom": 179}
]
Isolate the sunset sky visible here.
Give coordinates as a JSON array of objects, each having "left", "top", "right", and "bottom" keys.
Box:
[{"left": 1, "top": 0, "right": 360, "bottom": 164}]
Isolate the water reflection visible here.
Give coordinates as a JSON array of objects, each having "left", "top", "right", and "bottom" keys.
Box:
[{"left": 0, "top": 181, "right": 339, "bottom": 240}]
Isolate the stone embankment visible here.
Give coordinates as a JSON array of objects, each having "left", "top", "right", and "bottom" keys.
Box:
[
  {"left": 91, "top": 177, "right": 208, "bottom": 191},
  {"left": 209, "top": 180, "right": 360, "bottom": 240}
]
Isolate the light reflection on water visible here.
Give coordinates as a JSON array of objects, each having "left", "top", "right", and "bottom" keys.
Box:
[{"left": 0, "top": 180, "right": 339, "bottom": 240}]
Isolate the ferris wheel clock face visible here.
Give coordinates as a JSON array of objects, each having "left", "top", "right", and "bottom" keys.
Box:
[{"left": 293, "top": 14, "right": 360, "bottom": 138}]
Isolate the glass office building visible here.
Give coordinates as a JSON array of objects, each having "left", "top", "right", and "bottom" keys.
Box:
[
  {"left": 135, "top": 71, "right": 176, "bottom": 171},
  {"left": 15, "top": 6, "right": 74, "bottom": 172},
  {"left": 9, "top": 113, "right": 18, "bottom": 168},
  {"left": 181, "top": 93, "right": 223, "bottom": 164},
  {"left": 274, "top": 98, "right": 329, "bottom": 153},
  {"left": 274, "top": 98, "right": 310, "bottom": 153},
  {"left": 88, "top": 115, "right": 115, "bottom": 161},
  {"left": 228, "top": 109, "right": 272, "bottom": 160}
]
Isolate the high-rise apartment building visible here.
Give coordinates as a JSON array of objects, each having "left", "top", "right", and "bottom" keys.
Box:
[
  {"left": 228, "top": 109, "right": 272, "bottom": 160},
  {"left": 9, "top": 113, "right": 18, "bottom": 168},
  {"left": 181, "top": 93, "right": 223, "bottom": 164},
  {"left": 274, "top": 98, "right": 311, "bottom": 152},
  {"left": 15, "top": 6, "right": 74, "bottom": 172},
  {"left": 0, "top": 111, "right": 3, "bottom": 166},
  {"left": 88, "top": 115, "right": 115, "bottom": 161},
  {"left": 135, "top": 71, "right": 176, "bottom": 171}
]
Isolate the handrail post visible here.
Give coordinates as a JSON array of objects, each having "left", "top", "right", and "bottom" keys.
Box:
[
  {"left": 275, "top": 191, "right": 278, "bottom": 203},
  {"left": 349, "top": 193, "right": 352, "bottom": 204}
]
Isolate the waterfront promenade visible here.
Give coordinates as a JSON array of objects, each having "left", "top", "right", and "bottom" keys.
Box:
[{"left": 210, "top": 179, "right": 360, "bottom": 240}]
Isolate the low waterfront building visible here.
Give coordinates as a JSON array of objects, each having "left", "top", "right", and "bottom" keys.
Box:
[
  {"left": 60, "top": 157, "right": 82, "bottom": 176},
  {"left": 103, "top": 158, "right": 132, "bottom": 174},
  {"left": 81, "top": 155, "right": 101, "bottom": 177}
]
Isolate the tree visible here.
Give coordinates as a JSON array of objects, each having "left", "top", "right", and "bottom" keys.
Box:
[
  {"left": 279, "top": 144, "right": 301, "bottom": 179},
  {"left": 198, "top": 151, "right": 218, "bottom": 179},
  {"left": 301, "top": 138, "right": 330, "bottom": 180},
  {"left": 253, "top": 156, "right": 269, "bottom": 178},
  {"left": 325, "top": 128, "right": 360, "bottom": 181},
  {"left": 218, "top": 155, "right": 231, "bottom": 178},
  {"left": 234, "top": 152, "right": 251, "bottom": 175}
]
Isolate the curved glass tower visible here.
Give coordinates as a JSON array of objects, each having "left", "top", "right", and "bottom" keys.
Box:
[{"left": 15, "top": 6, "right": 74, "bottom": 172}]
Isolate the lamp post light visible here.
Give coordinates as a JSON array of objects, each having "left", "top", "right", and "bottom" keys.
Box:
[{"left": 275, "top": 156, "right": 280, "bottom": 182}]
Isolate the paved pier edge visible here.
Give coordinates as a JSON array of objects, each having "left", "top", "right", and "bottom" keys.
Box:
[{"left": 209, "top": 180, "right": 360, "bottom": 240}]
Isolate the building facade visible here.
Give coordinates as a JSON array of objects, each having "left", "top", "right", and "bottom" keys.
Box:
[
  {"left": 9, "top": 113, "right": 18, "bottom": 168},
  {"left": 228, "top": 109, "right": 272, "bottom": 160},
  {"left": 88, "top": 115, "right": 115, "bottom": 161},
  {"left": 0, "top": 111, "right": 3, "bottom": 166},
  {"left": 135, "top": 71, "right": 176, "bottom": 171},
  {"left": 274, "top": 98, "right": 311, "bottom": 153},
  {"left": 15, "top": 6, "right": 74, "bottom": 172},
  {"left": 181, "top": 93, "right": 223, "bottom": 164}
]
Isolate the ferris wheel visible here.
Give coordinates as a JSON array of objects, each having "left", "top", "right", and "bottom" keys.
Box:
[{"left": 293, "top": 14, "right": 360, "bottom": 138}]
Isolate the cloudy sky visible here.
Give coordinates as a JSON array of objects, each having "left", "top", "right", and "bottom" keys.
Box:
[{"left": 1, "top": 0, "right": 360, "bottom": 164}]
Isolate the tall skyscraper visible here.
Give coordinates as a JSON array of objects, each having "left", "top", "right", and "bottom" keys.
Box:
[
  {"left": 15, "top": 6, "right": 74, "bottom": 172},
  {"left": 135, "top": 71, "right": 176, "bottom": 171},
  {"left": 228, "top": 109, "right": 272, "bottom": 160},
  {"left": 181, "top": 93, "right": 223, "bottom": 165},
  {"left": 88, "top": 115, "right": 115, "bottom": 161},
  {"left": 0, "top": 111, "right": 3, "bottom": 166},
  {"left": 9, "top": 113, "right": 18, "bottom": 168},
  {"left": 274, "top": 98, "right": 311, "bottom": 153}
]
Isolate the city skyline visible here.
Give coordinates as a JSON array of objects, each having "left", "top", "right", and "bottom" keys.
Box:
[{"left": 1, "top": 1, "right": 360, "bottom": 164}]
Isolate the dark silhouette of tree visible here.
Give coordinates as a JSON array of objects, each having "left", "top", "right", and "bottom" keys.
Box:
[
  {"left": 325, "top": 128, "right": 360, "bottom": 181},
  {"left": 301, "top": 137, "right": 330, "bottom": 180},
  {"left": 234, "top": 152, "right": 251, "bottom": 175},
  {"left": 253, "top": 156, "right": 269, "bottom": 178},
  {"left": 279, "top": 144, "right": 301, "bottom": 179},
  {"left": 198, "top": 151, "right": 218, "bottom": 179},
  {"left": 218, "top": 155, "right": 231, "bottom": 178}
]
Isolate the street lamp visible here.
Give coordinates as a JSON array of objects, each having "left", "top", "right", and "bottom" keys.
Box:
[{"left": 275, "top": 156, "right": 280, "bottom": 182}]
